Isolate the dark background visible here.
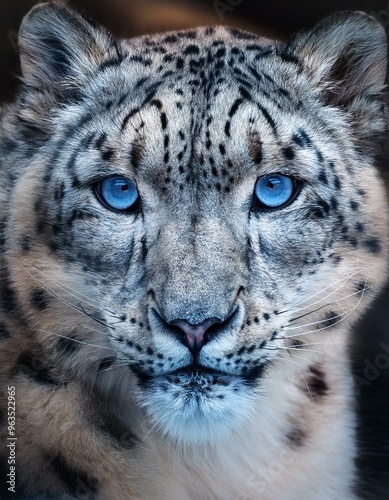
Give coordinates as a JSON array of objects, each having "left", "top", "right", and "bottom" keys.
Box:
[{"left": 1, "top": 0, "right": 389, "bottom": 495}]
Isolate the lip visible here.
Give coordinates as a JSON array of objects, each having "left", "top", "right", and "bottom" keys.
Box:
[
  {"left": 132, "top": 363, "right": 234, "bottom": 385},
  {"left": 166, "top": 365, "right": 232, "bottom": 378}
]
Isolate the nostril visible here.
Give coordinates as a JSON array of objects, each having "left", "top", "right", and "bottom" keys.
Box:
[
  {"left": 170, "top": 317, "right": 221, "bottom": 353},
  {"left": 167, "top": 307, "right": 239, "bottom": 354}
]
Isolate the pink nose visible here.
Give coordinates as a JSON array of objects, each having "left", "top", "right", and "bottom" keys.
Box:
[{"left": 170, "top": 318, "right": 220, "bottom": 353}]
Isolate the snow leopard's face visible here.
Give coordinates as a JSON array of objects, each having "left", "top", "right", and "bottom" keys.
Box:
[{"left": 3, "top": 4, "right": 388, "bottom": 444}]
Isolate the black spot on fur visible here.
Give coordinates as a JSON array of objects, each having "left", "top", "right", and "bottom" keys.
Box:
[
  {"left": 98, "top": 57, "right": 123, "bottom": 72},
  {"left": 242, "top": 363, "right": 267, "bottom": 386},
  {"left": 257, "top": 104, "right": 276, "bottom": 133},
  {"left": 321, "top": 311, "right": 339, "bottom": 329},
  {"left": 17, "top": 353, "right": 59, "bottom": 386},
  {"left": 102, "top": 149, "right": 114, "bottom": 162},
  {"left": 283, "top": 146, "right": 295, "bottom": 160},
  {"left": 48, "top": 453, "right": 99, "bottom": 496},
  {"left": 98, "top": 357, "right": 116, "bottom": 371},
  {"left": 100, "top": 413, "right": 137, "bottom": 448},
  {"left": 278, "top": 52, "right": 299, "bottom": 65},
  {"left": 286, "top": 425, "right": 307, "bottom": 448},
  {"left": 0, "top": 275, "right": 17, "bottom": 313},
  {"left": 304, "top": 365, "right": 328, "bottom": 400},
  {"left": 292, "top": 129, "right": 312, "bottom": 148},
  {"left": 160, "top": 112, "right": 168, "bottom": 130},
  {"left": 95, "top": 132, "right": 107, "bottom": 150},
  {"left": 0, "top": 322, "right": 10, "bottom": 339},
  {"left": 356, "top": 282, "right": 367, "bottom": 294},
  {"left": 19, "top": 234, "right": 31, "bottom": 252},
  {"left": 30, "top": 289, "right": 49, "bottom": 311},
  {"left": 364, "top": 238, "right": 381, "bottom": 254},
  {"left": 183, "top": 45, "right": 200, "bottom": 55},
  {"left": 350, "top": 201, "right": 359, "bottom": 211},
  {"left": 121, "top": 107, "right": 140, "bottom": 131},
  {"left": 288, "top": 339, "right": 304, "bottom": 349},
  {"left": 249, "top": 135, "right": 262, "bottom": 164},
  {"left": 57, "top": 336, "right": 81, "bottom": 356},
  {"left": 318, "top": 170, "right": 328, "bottom": 185}
]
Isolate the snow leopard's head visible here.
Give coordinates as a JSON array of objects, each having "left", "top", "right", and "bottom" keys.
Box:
[{"left": 3, "top": 3, "right": 387, "bottom": 444}]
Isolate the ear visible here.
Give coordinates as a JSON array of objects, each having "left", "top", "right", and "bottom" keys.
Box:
[
  {"left": 18, "top": 1, "right": 119, "bottom": 96},
  {"left": 288, "top": 12, "right": 387, "bottom": 105},
  {"left": 287, "top": 12, "right": 388, "bottom": 150}
]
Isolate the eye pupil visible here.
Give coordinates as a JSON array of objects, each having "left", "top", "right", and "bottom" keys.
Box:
[
  {"left": 255, "top": 174, "right": 296, "bottom": 209},
  {"left": 267, "top": 179, "right": 278, "bottom": 189},
  {"left": 96, "top": 176, "right": 139, "bottom": 212}
]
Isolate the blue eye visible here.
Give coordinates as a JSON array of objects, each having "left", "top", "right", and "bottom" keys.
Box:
[
  {"left": 254, "top": 174, "right": 296, "bottom": 209},
  {"left": 95, "top": 176, "right": 139, "bottom": 212}
]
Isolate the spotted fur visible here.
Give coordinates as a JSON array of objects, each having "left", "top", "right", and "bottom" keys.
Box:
[{"left": 0, "top": 2, "right": 388, "bottom": 498}]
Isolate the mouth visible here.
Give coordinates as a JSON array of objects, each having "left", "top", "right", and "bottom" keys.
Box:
[{"left": 133, "top": 362, "right": 267, "bottom": 389}]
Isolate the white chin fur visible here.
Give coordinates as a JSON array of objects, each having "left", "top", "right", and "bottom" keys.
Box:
[{"left": 140, "top": 373, "right": 256, "bottom": 445}]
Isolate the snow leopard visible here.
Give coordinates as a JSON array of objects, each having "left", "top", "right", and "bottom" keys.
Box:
[{"left": 0, "top": 1, "right": 388, "bottom": 498}]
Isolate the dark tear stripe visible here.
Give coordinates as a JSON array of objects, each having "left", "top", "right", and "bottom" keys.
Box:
[{"left": 49, "top": 454, "right": 99, "bottom": 495}]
